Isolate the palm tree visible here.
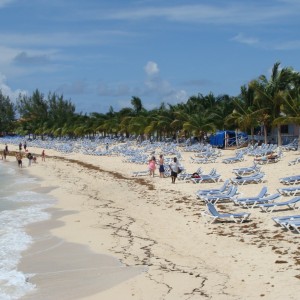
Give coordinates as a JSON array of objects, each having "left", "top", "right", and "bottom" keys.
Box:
[
  {"left": 226, "top": 86, "right": 259, "bottom": 141},
  {"left": 250, "top": 61, "right": 296, "bottom": 145},
  {"left": 182, "top": 111, "right": 216, "bottom": 142},
  {"left": 274, "top": 87, "right": 300, "bottom": 148}
]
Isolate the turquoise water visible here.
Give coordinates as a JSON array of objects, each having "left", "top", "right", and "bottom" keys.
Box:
[{"left": 0, "top": 161, "right": 55, "bottom": 299}]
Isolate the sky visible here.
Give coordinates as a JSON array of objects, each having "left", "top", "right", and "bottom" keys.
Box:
[{"left": 0, "top": 0, "right": 300, "bottom": 114}]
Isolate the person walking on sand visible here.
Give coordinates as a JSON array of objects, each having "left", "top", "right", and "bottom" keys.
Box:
[
  {"left": 159, "top": 154, "right": 165, "bottom": 178},
  {"left": 24, "top": 141, "right": 27, "bottom": 151},
  {"left": 41, "top": 150, "right": 46, "bottom": 162},
  {"left": 169, "top": 157, "right": 180, "bottom": 184},
  {"left": 16, "top": 152, "right": 22, "bottom": 168},
  {"left": 19, "top": 142, "right": 22, "bottom": 151},
  {"left": 148, "top": 156, "right": 156, "bottom": 177}
]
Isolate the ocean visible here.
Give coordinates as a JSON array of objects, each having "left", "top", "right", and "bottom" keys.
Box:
[{"left": 0, "top": 161, "right": 55, "bottom": 300}]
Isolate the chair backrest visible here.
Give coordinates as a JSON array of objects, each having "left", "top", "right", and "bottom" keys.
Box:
[
  {"left": 228, "top": 185, "right": 238, "bottom": 197},
  {"left": 219, "top": 180, "right": 230, "bottom": 192},
  {"left": 263, "top": 193, "right": 280, "bottom": 201},
  {"left": 207, "top": 203, "right": 220, "bottom": 216},
  {"left": 257, "top": 186, "right": 268, "bottom": 198}
]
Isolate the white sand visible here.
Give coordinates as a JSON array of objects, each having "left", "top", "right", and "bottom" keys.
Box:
[{"left": 2, "top": 142, "right": 300, "bottom": 299}]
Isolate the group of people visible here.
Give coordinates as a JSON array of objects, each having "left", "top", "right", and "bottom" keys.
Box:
[
  {"left": 15, "top": 149, "right": 45, "bottom": 168},
  {"left": 148, "top": 155, "right": 181, "bottom": 183}
]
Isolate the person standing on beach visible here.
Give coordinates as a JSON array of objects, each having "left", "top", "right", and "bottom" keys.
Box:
[
  {"left": 148, "top": 156, "right": 156, "bottom": 177},
  {"left": 41, "top": 150, "right": 46, "bottom": 162},
  {"left": 19, "top": 142, "right": 22, "bottom": 151},
  {"left": 3, "top": 148, "right": 7, "bottom": 160},
  {"left": 5, "top": 144, "right": 8, "bottom": 153},
  {"left": 159, "top": 154, "right": 165, "bottom": 178},
  {"left": 24, "top": 142, "right": 27, "bottom": 151},
  {"left": 16, "top": 152, "right": 22, "bottom": 168},
  {"left": 27, "top": 152, "right": 33, "bottom": 166},
  {"left": 169, "top": 157, "right": 180, "bottom": 184}
]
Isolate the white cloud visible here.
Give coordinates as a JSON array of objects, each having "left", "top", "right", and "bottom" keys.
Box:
[
  {"left": 231, "top": 33, "right": 259, "bottom": 45},
  {"left": 144, "top": 61, "right": 159, "bottom": 76},
  {"left": 0, "top": 73, "right": 27, "bottom": 102}
]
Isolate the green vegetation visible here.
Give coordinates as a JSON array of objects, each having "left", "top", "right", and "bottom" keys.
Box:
[{"left": 1, "top": 61, "right": 300, "bottom": 145}]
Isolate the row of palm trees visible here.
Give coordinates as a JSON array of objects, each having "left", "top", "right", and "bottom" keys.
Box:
[{"left": 1, "top": 62, "right": 300, "bottom": 146}]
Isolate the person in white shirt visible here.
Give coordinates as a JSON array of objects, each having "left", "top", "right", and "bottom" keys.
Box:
[{"left": 169, "top": 157, "right": 180, "bottom": 184}]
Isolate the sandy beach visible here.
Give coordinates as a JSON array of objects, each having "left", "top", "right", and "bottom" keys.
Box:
[{"left": 1, "top": 141, "right": 300, "bottom": 299}]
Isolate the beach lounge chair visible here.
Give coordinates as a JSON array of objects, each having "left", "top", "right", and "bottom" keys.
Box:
[
  {"left": 230, "top": 172, "right": 265, "bottom": 185},
  {"left": 232, "top": 186, "right": 268, "bottom": 204},
  {"left": 233, "top": 192, "right": 281, "bottom": 209},
  {"left": 201, "top": 202, "right": 251, "bottom": 223},
  {"left": 191, "top": 168, "right": 221, "bottom": 183},
  {"left": 232, "top": 163, "right": 261, "bottom": 176},
  {"left": 288, "top": 156, "right": 300, "bottom": 166},
  {"left": 132, "top": 170, "right": 149, "bottom": 177},
  {"left": 272, "top": 215, "right": 300, "bottom": 233},
  {"left": 191, "top": 174, "right": 221, "bottom": 183},
  {"left": 277, "top": 185, "right": 300, "bottom": 196},
  {"left": 196, "top": 179, "right": 230, "bottom": 197},
  {"left": 178, "top": 167, "right": 203, "bottom": 182},
  {"left": 279, "top": 175, "right": 300, "bottom": 185},
  {"left": 199, "top": 185, "right": 238, "bottom": 203},
  {"left": 222, "top": 152, "right": 244, "bottom": 164},
  {"left": 272, "top": 214, "right": 300, "bottom": 227},
  {"left": 258, "top": 196, "right": 300, "bottom": 213},
  {"left": 190, "top": 156, "right": 217, "bottom": 164}
]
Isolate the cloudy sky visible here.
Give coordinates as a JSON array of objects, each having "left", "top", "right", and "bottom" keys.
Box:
[{"left": 0, "top": 0, "right": 300, "bottom": 113}]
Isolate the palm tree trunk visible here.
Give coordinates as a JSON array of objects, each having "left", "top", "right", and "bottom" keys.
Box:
[
  {"left": 277, "top": 124, "right": 282, "bottom": 146},
  {"left": 264, "top": 125, "right": 268, "bottom": 144}
]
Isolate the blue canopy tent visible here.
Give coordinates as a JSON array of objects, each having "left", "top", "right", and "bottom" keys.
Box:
[{"left": 210, "top": 130, "right": 248, "bottom": 148}]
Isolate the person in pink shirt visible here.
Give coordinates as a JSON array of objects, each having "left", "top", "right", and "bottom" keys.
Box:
[{"left": 148, "top": 156, "right": 156, "bottom": 177}]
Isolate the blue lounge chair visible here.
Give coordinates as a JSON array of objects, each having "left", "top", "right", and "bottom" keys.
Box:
[
  {"left": 230, "top": 172, "right": 265, "bottom": 185},
  {"left": 233, "top": 192, "right": 281, "bottom": 209},
  {"left": 200, "top": 185, "right": 238, "bottom": 204},
  {"left": 259, "top": 196, "right": 300, "bottom": 212},
  {"left": 279, "top": 175, "right": 300, "bottom": 185},
  {"left": 196, "top": 179, "right": 230, "bottom": 197},
  {"left": 222, "top": 152, "right": 244, "bottom": 164},
  {"left": 232, "top": 163, "right": 261, "bottom": 176},
  {"left": 232, "top": 186, "right": 268, "bottom": 204},
  {"left": 201, "top": 202, "right": 250, "bottom": 223},
  {"left": 191, "top": 168, "right": 221, "bottom": 183},
  {"left": 277, "top": 185, "right": 300, "bottom": 196},
  {"left": 272, "top": 215, "right": 300, "bottom": 227}
]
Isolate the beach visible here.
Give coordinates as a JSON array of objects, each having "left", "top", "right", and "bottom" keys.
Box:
[{"left": 1, "top": 140, "right": 300, "bottom": 299}]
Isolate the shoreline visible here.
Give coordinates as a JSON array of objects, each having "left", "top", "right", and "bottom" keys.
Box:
[{"left": 1, "top": 142, "right": 300, "bottom": 299}]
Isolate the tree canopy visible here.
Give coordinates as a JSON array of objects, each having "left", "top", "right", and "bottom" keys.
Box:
[{"left": 1, "top": 62, "right": 300, "bottom": 145}]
